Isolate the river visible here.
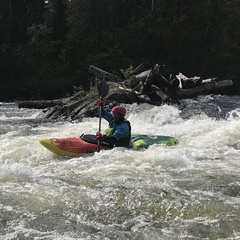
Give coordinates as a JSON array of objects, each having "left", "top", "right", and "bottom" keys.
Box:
[{"left": 0, "top": 95, "right": 240, "bottom": 240}]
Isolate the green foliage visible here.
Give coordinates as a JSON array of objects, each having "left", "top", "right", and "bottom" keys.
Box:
[
  {"left": 1, "top": 0, "right": 240, "bottom": 100},
  {"left": 14, "top": 23, "right": 79, "bottom": 99},
  {"left": 120, "top": 66, "right": 134, "bottom": 79},
  {"left": 19, "top": 24, "right": 56, "bottom": 61},
  {"left": 0, "top": 44, "right": 30, "bottom": 100}
]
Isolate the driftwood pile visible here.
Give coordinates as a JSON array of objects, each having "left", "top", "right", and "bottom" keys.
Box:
[
  {"left": 18, "top": 63, "right": 233, "bottom": 120},
  {"left": 89, "top": 62, "right": 233, "bottom": 105},
  {"left": 89, "top": 64, "right": 179, "bottom": 105}
]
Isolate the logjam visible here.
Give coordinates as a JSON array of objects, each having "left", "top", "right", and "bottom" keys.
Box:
[{"left": 18, "top": 63, "right": 234, "bottom": 120}]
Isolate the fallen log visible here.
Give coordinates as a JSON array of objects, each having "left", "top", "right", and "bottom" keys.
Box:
[
  {"left": 177, "top": 80, "right": 233, "bottom": 99},
  {"left": 131, "top": 70, "right": 151, "bottom": 89},
  {"left": 88, "top": 65, "right": 121, "bottom": 82},
  {"left": 18, "top": 99, "right": 63, "bottom": 109},
  {"left": 200, "top": 77, "right": 218, "bottom": 85},
  {"left": 150, "top": 85, "right": 170, "bottom": 103},
  {"left": 129, "top": 61, "right": 150, "bottom": 76}
]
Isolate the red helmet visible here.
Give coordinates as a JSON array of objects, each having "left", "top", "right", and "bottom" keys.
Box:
[{"left": 111, "top": 106, "right": 126, "bottom": 116}]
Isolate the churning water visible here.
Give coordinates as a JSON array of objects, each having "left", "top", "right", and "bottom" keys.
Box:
[{"left": 0, "top": 95, "right": 240, "bottom": 240}]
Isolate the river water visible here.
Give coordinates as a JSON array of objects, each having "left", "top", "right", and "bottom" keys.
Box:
[{"left": 0, "top": 95, "right": 240, "bottom": 240}]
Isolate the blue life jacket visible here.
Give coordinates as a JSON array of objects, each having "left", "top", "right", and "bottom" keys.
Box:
[{"left": 101, "top": 109, "right": 131, "bottom": 148}]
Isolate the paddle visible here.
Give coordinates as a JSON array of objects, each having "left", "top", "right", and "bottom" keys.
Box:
[{"left": 97, "top": 80, "right": 109, "bottom": 152}]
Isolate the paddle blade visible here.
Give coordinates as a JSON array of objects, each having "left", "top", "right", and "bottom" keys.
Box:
[{"left": 97, "top": 81, "right": 109, "bottom": 98}]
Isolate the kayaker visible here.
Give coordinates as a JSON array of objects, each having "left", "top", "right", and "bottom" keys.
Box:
[{"left": 96, "top": 98, "right": 131, "bottom": 148}]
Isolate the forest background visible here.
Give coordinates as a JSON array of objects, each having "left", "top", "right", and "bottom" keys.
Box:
[{"left": 0, "top": 0, "right": 240, "bottom": 101}]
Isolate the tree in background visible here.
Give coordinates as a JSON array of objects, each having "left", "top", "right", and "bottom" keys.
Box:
[
  {"left": 0, "top": 0, "right": 47, "bottom": 99},
  {"left": 0, "top": 0, "right": 45, "bottom": 45},
  {"left": 213, "top": 0, "right": 240, "bottom": 78},
  {"left": 44, "top": 0, "right": 67, "bottom": 40}
]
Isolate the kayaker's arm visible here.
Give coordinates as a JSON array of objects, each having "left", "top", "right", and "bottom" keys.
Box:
[
  {"left": 103, "top": 135, "right": 118, "bottom": 148},
  {"left": 97, "top": 107, "right": 114, "bottom": 123},
  {"left": 96, "top": 132, "right": 117, "bottom": 148}
]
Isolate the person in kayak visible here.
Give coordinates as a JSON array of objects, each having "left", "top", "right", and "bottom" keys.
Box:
[{"left": 96, "top": 98, "right": 131, "bottom": 148}]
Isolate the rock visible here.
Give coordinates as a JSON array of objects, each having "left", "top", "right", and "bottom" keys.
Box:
[{"left": 42, "top": 82, "right": 143, "bottom": 120}]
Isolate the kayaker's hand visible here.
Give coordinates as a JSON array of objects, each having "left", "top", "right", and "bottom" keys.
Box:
[
  {"left": 96, "top": 132, "right": 104, "bottom": 142},
  {"left": 97, "top": 98, "right": 104, "bottom": 107}
]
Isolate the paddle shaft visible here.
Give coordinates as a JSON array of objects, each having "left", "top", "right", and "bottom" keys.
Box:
[
  {"left": 96, "top": 80, "right": 109, "bottom": 152},
  {"left": 97, "top": 106, "right": 102, "bottom": 152}
]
